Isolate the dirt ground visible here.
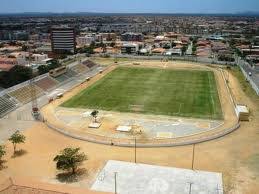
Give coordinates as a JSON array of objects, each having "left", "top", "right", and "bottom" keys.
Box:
[{"left": 0, "top": 60, "right": 259, "bottom": 194}]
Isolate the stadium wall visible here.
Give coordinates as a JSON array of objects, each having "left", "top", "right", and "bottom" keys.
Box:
[{"left": 238, "top": 60, "right": 259, "bottom": 95}]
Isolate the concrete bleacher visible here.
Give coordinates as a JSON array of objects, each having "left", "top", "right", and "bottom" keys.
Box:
[
  {"left": 71, "top": 64, "right": 89, "bottom": 74},
  {"left": 82, "top": 60, "right": 98, "bottom": 69},
  {"left": 53, "top": 69, "right": 79, "bottom": 83},
  {"left": 0, "top": 94, "right": 17, "bottom": 117},
  {"left": 0, "top": 61, "right": 100, "bottom": 116},
  {"left": 8, "top": 85, "right": 43, "bottom": 104},
  {"left": 53, "top": 74, "right": 70, "bottom": 83},
  {"left": 34, "top": 76, "right": 59, "bottom": 91},
  {"left": 66, "top": 69, "right": 78, "bottom": 77}
]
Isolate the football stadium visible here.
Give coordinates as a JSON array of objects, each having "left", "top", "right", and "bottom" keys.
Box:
[{"left": 35, "top": 59, "right": 239, "bottom": 147}]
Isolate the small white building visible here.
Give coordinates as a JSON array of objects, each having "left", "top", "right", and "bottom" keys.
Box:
[
  {"left": 165, "top": 48, "right": 182, "bottom": 56},
  {"left": 40, "top": 58, "right": 53, "bottom": 65},
  {"left": 9, "top": 52, "right": 29, "bottom": 65},
  {"left": 155, "top": 35, "right": 167, "bottom": 42},
  {"left": 121, "top": 43, "right": 140, "bottom": 54},
  {"left": 235, "top": 104, "right": 249, "bottom": 121},
  {"left": 32, "top": 54, "right": 48, "bottom": 63}
]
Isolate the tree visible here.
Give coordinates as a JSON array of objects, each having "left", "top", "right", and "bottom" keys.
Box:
[
  {"left": 21, "top": 45, "right": 29, "bottom": 51},
  {"left": 91, "top": 110, "right": 99, "bottom": 123},
  {"left": 38, "top": 65, "right": 49, "bottom": 75},
  {"left": 0, "top": 145, "right": 6, "bottom": 164},
  {"left": 181, "top": 45, "right": 187, "bottom": 55},
  {"left": 171, "top": 42, "right": 176, "bottom": 48},
  {"left": 37, "top": 60, "right": 61, "bottom": 75},
  {"left": 53, "top": 147, "right": 87, "bottom": 174},
  {"left": 110, "top": 42, "right": 116, "bottom": 47},
  {"left": 192, "top": 38, "right": 198, "bottom": 45},
  {"left": 48, "top": 60, "right": 61, "bottom": 70},
  {"left": 8, "top": 131, "right": 26, "bottom": 154},
  {"left": 0, "top": 65, "right": 33, "bottom": 88},
  {"left": 84, "top": 46, "right": 94, "bottom": 54},
  {"left": 192, "top": 45, "right": 197, "bottom": 54}
]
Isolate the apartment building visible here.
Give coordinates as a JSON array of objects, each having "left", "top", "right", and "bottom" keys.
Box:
[
  {"left": 51, "top": 27, "right": 76, "bottom": 54},
  {"left": 121, "top": 32, "right": 144, "bottom": 42}
]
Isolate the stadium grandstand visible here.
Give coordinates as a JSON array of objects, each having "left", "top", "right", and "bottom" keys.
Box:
[
  {"left": 53, "top": 74, "right": 70, "bottom": 83},
  {"left": 8, "top": 85, "right": 43, "bottom": 104},
  {"left": 34, "top": 76, "right": 59, "bottom": 91},
  {"left": 65, "top": 69, "right": 78, "bottom": 77},
  {"left": 82, "top": 60, "right": 98, "bottom": 69},
  {"left": 51, "top": 69, "right": 79, "bottom": 82},
  {"left": 0, "top": 94, "right": 18, "bottom": 118},
  {"left": 71, "top": 64, "right": 89, "bottom": 74},
  {"left": 0, "top": 59, "right": 102, "bottom": 118}
]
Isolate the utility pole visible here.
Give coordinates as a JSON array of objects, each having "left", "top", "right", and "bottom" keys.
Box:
[
  {"left": 189, "top": 182, "right": 193, "bottom": 194},
  {"left": 134, "top": 137, "right": 137, "bottom": 163},
  {"left": 215, "top": 184, "right": 220, "bottom": 194},
  {"left": 114, "top": 172, "right": 118, "bottom": 194},
  {"left": 28, "top": 45, "right": 40, "bottom": 120},
  {"left": 192, "top": 144, "right": 195, "bottom": 170}
]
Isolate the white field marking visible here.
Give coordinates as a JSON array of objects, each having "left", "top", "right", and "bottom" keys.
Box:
[{"left": 208, "top": 73, "right": 216, "bottom": 116}]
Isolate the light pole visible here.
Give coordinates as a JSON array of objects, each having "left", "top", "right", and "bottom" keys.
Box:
[
  {"left": 134, "top": 137, "right": 137, "bottom": 164},
  {"left": 189, "top": 182, "right": 193, "bottom": 194},
  {"left": 192, "top": 144, "right": 195, "bottom": 170},
  {"left": 114, "top": 172, "right": 117, "bottom": 194}
]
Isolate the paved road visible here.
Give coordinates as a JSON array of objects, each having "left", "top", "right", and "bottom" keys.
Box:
[{"left": 238, "top": 58, "right": 259, "bottom": 95}]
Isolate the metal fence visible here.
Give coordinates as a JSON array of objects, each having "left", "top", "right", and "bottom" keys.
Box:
[
  {"left": 101, "top": 54, "right": 236, "bottom": 65},
  {"left": 45, "top": 118, "right": 240, "bottom": 148},
  {"left": 237, "top": 58, "right": 259, "bottom": 95}
]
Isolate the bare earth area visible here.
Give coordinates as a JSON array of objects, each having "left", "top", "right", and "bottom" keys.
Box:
[{"left": 0, "top": 60, "right": 258, "bottom": 194}]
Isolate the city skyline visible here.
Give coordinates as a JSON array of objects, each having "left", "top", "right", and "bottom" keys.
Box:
[{"left": 1, "top": 0, "right": 259, "bottom": 14}]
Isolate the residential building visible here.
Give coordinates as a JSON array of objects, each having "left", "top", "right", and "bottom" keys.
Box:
[
  {"left": 77, "top": 35, "right": 95, "bottom": 46},
  {"left": 0, "top": 57, "right": 17, "bottom": 71},
  {"left": 121, "top": 43, "right": 140, "bottom": 54},
  {"left": 121, "top": 33, "right": 144, "bottom": 42}
]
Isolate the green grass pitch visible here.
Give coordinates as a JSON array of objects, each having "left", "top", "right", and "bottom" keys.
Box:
[{"left": 62, "top": 67, "right": 222, "bottom": 119}]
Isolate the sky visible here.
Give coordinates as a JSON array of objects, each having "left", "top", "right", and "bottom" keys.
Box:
[{"left": 1, "top": 0, "right": 259, "bottom": 14}]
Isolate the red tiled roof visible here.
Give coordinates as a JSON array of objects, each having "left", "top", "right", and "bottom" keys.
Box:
[
  {"left": 0, "top": 64, "right": 14, "bottom": 71},
  {"left": 152, "top": 48, "right": 166, "bottom": 53}
]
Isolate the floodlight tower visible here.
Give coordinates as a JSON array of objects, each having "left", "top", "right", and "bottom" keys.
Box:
[
  {"left": 28, "top": 46, "right": 40, "bottom": 120},
  {"left": 30, "top": 78, "right": 40, "bottom": 119}
]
